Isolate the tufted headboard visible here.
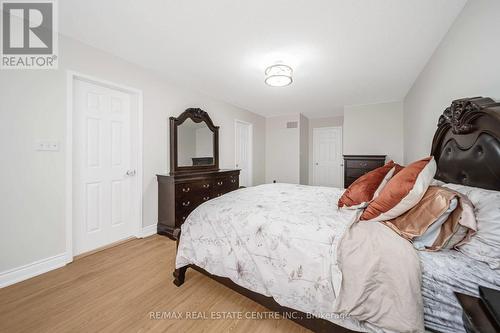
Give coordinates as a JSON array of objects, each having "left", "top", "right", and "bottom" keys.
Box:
[{"left": 431, "top": 97, "right": 500, "bottom": 191}]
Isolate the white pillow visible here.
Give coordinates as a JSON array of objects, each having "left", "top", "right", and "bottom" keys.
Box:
[
  {"left": 430, "top": 178, "right": 446, "bottom": 187},
  {"left": 443, "top": 183, "right": 500, "bottom": 270},
  {"left": 413, "top": 198, "right": 458, "bottom": 250}
]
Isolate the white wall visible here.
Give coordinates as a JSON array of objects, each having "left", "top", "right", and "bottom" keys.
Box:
[
  {"left": 343, "top": 102, "right": 404, "bottom": 163},
  {"left": 0, "top": 35, "right": 266, "bottom": 277},
  {"left": 404, "top": 0, "right": 500, "bottom": 163},
  {"left": 265, "top": 114, "right": 300, "bottom": 183},
  {"left": 299, "top": 114, "right": 309, "bottom": 185},
  {"left": 195, "top": 127, "right": 213, "bottom": 157},
  {"left": 308, "top": 116, "right": 344, "bottom": 184},
  {"left": 178, "top": 126, "right": 196, "bottom": 165}
]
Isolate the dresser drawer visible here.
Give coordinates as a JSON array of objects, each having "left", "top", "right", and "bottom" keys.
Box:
[
  {"left": 212, "top": 176, "right": 239, "bottom": 196},
  {"left": 345, "top": 176, "right": 358, "bottom": 188},
  {"left": 213, "top": 176, "right": 238, "bottom": 188},
  {"left": 345, "top": 168, "right": 371, "bottom": 179},
  {"left": 175, "top": 212, "right": 189, "bottom": 226},
  {"left": 175, "top": 192, "right": 213, "bottom": 209},
  {"left": 345, "top": 159, "right": 384, "bottom": 170},
  {"left": 213, "top": 178, "right": 227, "bottom": 187},
  {"left": 175, "top": 181, "right": 211, "bottom": 199},
  {"left": 343, "top": 155, "right": 386, "bottom": 189},
  {"left": 174, "top": 194, "right": 212, "bottom": 225},
  {"left": 229, "top": 174, "right": 239, "bottom": 184}
]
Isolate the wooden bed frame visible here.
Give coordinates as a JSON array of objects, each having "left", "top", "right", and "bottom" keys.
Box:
[{"left": 172, "top": 97, "right": 500, "bottom": 332}]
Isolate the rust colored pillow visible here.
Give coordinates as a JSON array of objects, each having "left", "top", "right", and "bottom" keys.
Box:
[
  {"left": 338, "top": 161, "right": 396, "bottom": 209},
  {"left": 393, "top": 163, "right": 404, "bottom": 174},
  {"left": 360, "top": 156, "right": 436, "bottom": 221}
]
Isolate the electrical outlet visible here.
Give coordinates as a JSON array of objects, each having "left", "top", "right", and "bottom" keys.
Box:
[{"left": 35, "top": 140, "right": 59, "bottom": 151}]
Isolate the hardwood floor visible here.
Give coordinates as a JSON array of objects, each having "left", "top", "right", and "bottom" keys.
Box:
[{"left": 0, "top": 235, "right": 309, "bottom": 333}]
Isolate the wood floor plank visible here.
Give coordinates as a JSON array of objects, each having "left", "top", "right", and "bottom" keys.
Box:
[{"left": 0, "top": 235, "right": 309, "bottom": 333}]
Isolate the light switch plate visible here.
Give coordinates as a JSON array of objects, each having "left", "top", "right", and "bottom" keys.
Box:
[{"left": 35, "top": 140, "right": 59, "bottom": 151}]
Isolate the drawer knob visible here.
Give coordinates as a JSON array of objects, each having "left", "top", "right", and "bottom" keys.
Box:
[
  {"left": 360, "top": 162, "right": 368, "bottom": 167},
  {"left": 182, "top": 216, "right": 186, "bottom": 220},
  {"left": 217, "top": 193, "right": 222, "bottom": 197},
  {"left": 182, "top": 187, "right": 190, "bottom": 192},
  {"left": 182, "top": 201, "right": 190, "bottom": 207},
  {"left": 230, "top": 179, "right": 236, "bottom": 183},
  {"left": 203, "top": 196, "right": 210, "bottom": 201},
  {"left": 202, "top": 184, "right": 210, "bottom": 188},
  {"left": 217, "top": 181, "right": 223, "bottom": 186}
]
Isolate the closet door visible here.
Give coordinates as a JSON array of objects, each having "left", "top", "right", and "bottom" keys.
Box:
[
  {"left": 312, "top": 127, "right": 343, "bottom": 187},
  {"left": 235, "top": 120, "right": 252, "bottom": 187},
  {"left": 73, "top": 79, "right": 136, "bottom": 255}
]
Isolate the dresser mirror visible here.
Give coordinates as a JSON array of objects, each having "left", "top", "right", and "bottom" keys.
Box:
[{"left": 170, "top": 108, "right": 219, "bottom": 173}]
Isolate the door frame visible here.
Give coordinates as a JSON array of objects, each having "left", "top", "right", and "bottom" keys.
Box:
[
  {"left": 234, "top": 119, "right": 253, "bottom": 187},
  {"left": 312, "top": 126, "right": 343, "bottom": 187},
  {"left": 65, "top": 71, "right": 143, "bottom": 263}
]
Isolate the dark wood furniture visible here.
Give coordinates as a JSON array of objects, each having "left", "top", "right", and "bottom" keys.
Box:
[
  {"left": 173, "top": 97, "right": 500, "bottom": 333},
  {"left": 455, "top": 292, "right": 498, "bottom": 333},
  {"left": 177, "top": 265, "right": 353, "bottom": 333},
  {"left": 170, "top": 108, "right": 219, "bottom": 173},
  {"left": 157, "top": 108, "right": 240, "bottom": 239},
  {"left": 431, "top": 97, "right": 500, "bottom": 190},
  {"left": 343, "top": 155, "right": 386, "bottom": 188},
  {"left": 192, "top": 157, "right": 214, "bottom": 165},
  {"left": 157, "top": 170, "right": 239, "bottom": 239}
]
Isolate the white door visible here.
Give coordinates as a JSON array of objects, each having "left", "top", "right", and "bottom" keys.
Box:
[
  {"left": 235, "top": 120, "right": 252, "bottom": 187},
  {"left": 312, "top": 127, "right": 343, "bottom": 187},
  {"left": 73, "top": 79, "right": 137, "bottom": 255}
]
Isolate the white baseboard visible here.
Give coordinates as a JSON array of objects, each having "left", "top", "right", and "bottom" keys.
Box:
[
  {"left": 139, "top": 224, "right": 157, "bottom": 238},
  {"left": 0, "top": 253, "right": 67, "bottom": 289},
  {"left": 1, "top": 226, "right": 156, "bottom": 289}
]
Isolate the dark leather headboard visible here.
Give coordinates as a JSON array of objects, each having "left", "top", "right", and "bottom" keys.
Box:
[{"left": 431, "top": 97, "right": 500, "bottom": 191}]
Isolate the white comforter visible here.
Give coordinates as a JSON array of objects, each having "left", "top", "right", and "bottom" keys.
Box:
[{"left": 176, "top": 183, "right": 423, "bottom": 332}]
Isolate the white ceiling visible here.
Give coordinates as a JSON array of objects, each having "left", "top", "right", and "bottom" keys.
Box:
[{"left": 60, "top": 0, "right": 466, "bottom": 118}]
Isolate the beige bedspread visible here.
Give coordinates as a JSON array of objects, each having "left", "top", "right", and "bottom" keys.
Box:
[{"left": 335, "top": 221, "right": 425, "bottom": 333}]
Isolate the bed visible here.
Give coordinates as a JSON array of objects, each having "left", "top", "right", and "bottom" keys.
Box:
[
  {"left": 172, "top": 97, "right": 500, "bottom": 333},
  {"left": 420, "top": 250, "right": 500, "bottom": 332}
]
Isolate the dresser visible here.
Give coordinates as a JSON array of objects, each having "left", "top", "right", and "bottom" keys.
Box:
[
  {"left": 343, "top": 155, "right": 386, "bottom": 188},
  {"left": 158, "top": 108, "right": 241, "bottom": 239},
  {"left": 157, "top": 169, "right": 239, "bottom": 239}
]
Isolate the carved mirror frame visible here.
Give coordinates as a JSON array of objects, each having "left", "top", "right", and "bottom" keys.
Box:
[{"left": 170, "top": 108, "right": 219, "bottom": 174}]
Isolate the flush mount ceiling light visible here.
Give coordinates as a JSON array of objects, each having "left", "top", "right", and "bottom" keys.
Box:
[{"left": 265, "top": 64, "right": 293, "bottom": 87}]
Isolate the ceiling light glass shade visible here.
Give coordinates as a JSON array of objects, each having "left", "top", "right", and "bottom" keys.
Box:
[
  {"left": 265, "top": 75, "right": 292, "bottom": 87},
  {"left": 265, "top": 64, "right": 293, "bottom": 87}
]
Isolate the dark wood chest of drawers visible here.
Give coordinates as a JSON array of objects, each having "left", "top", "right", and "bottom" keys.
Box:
[
  {"left": 343, "top": 155, "right": 386, "bottom": 188},
  {"left": 157, "top": 169, "right": 240, "bottom": 239}
]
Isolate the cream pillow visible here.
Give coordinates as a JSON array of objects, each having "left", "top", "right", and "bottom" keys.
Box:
[
  {"left": 443, "top": 183, "right": 500, "bottom": 270},
  {"left": 412, "top": 198, "right": 458, "bottom": 250}
]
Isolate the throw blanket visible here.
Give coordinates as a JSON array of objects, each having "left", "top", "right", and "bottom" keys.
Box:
[
  {"left": 335, "top": 221, "right": 424, "bottom": 332},
  {"left": 176, "top": 184, "right": 424, "bottom": 332}
]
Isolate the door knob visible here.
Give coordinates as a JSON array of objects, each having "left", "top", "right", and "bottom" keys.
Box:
[{"left": 125, "top": 169, "right": 136, "bottom": 176}]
